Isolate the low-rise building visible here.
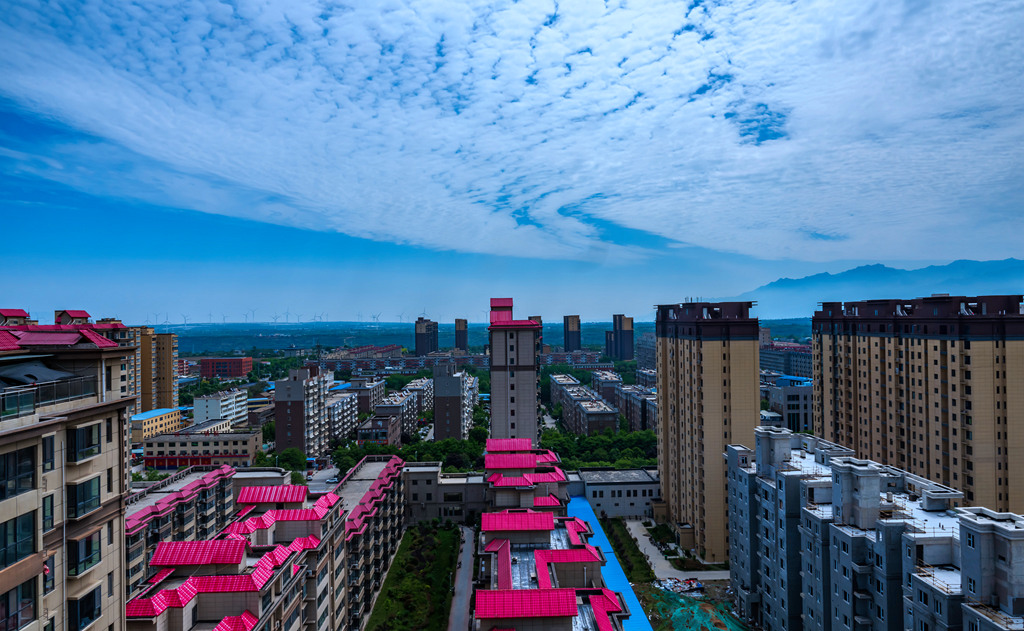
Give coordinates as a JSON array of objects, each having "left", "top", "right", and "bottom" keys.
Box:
[
  {"left": 143, "top": 430, "right": 259, "bottom": 469},
  {"left": 374, "top": 390, "right": 417, "bottom": 435},
  {"left": 198, "top": 356, "right": 253, "bottom": 379},
  {"left": 579, "top": 469, "right": 661, "bottom": 519},
  {"left": 401, "top": 377, "right": 433, "bottom": 415},
  {"left": 613, "top": 384, "right": 657, "bottom": 432},
  {"left": 357, "top": 414, "right": 400, "bottom": 446},
  {"left": 767, "top": 374, "right": 813, "bottom": 433},
  {"left": 591, "top": 370, "right": 622, "bottom": 402},
  {"left": 193, "top": 388, "right": 248, "bottom": 426},
  {"left": 131, "top": 407, "right": 183, "bottom": 443},
  {"left": 349, "top": 377, "right": 385, "bottom": 414},
  {"left": 326, "top": 391, "right": 358, "bottom": 443},
  {"left": 636, "top": 367, "right": 657, "bottom": 389},
  {"left": 124, "top": 455, "right": 405, "bottom": 631}
]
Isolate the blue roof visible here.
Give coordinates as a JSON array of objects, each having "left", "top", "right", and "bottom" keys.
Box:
[
  {"left": 131, "top": 408, "right": 180, "bottom": 421},
  {"left": 330, "top": 382, "right": 351, "bottom": 391}
]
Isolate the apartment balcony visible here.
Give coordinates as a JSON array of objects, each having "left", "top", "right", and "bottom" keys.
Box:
[{"left": 1, "top": 375, "right": 97, "bottom": 420}]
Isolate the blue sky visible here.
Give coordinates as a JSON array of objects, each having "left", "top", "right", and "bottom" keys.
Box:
[{"left": 2, "top": 0, "right": 1022, "bottom": 323}]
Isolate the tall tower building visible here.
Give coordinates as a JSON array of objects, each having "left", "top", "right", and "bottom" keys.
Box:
[
  {"left": 563, "top": 315, "right": 581, "bottom": 352},
  {"left": 488, "top": 298, "right": 541, "bottom": 443},
  {"left": 813, "top": 295, "right": 1024, "bottom": 511},
  {"left": 414, "top": 317, "right": 438, "bottom": 356},
  {"left": 455, "top": 318, "right": 468, "bottom": 351},
  {"left": 605, "top": 314, "right": 635, "bottom": 360},
  {"left": 275, "top": 367, "right": 331, "bottom": 457},
  {"left": 655, "top": 301, "right": 759, "bottom": 561},
  {"left": 139, "top": 330, "right": 178, "bottom": 411}
]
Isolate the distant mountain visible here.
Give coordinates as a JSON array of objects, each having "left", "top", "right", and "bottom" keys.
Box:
[{"left": 731, "top": 259, "right": 1024, "bottom": 319}]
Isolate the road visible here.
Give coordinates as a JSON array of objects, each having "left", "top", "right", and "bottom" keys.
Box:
[
  {"left": 447, "top": 526, "right": 475, "bottom": 631},
  {"left": 624, "top": 520, "right": 730, "bottom": 581},
  {"left": 307, "top": 467, "right": 339, "bottom": 493}
]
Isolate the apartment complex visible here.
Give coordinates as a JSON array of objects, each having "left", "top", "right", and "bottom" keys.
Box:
[
  {"left": 0, "top": 322, "right": 134, "bottom": 631},
  {"left": 325, "top": 391, "right": 358, "bottom": 443},
  {"left": 612, "top": 384, "right": 658, "bottom": 432},
  {"left": 124, "top": 456, "right": 405, "bottom": 631},
  {"left": 767, "top": 375, "right": 813, "bottom": 433},
  {"left": 348, "top": 377, "right": 385, "bottom": 414},
  {"left": 194, "top": 388, "right": 248, "bottom": 425},
  {"left": 761, "top": 342, "right": 813, "bottom": 378},
  {"left": 636, "top": 367, "right": 656, "bottom": 389},
  {"left": 357, "top": 414, "right": 401, "bottom": 446},
  {"left": 549, "top": 375, "right": 618, "bottom": 436},
  {"left": 488, "top": 298, "right": 541, "bottom": 443},
  {"left": 199, "top": 357, "right": 253, "bottom": 379},
  {"left": 142, "top": 332, "right": 179, "bottom": 411},
  {"left": 275, "top": 368, "right": 331, "bottom": 457},
  {"left": 455, "top": 318, "right": 468, "bottom": 351},
  {"left": 414, "top": 317, "right": 438, "bottom": 356},
  {"left": 563, "top": 315, "right": 581, "bottom": 352},
  {"left": 142, "top": 429, "right": 259, "bottom": 469},
  {"left": 591, "top": 370, "right": 622, "bottom": 402},
  {"left": 130, "top": 408, "right": 183, "bottom": 443},
  {"left": 432, "top": 363, "right": 475, "bottom": 440},
  {"left": 636, "top": 331, "right": 656, "bottom": 370},
  {"left": 374, "top": 390, "right": 417, "bottom": 436},
  {"left": 605, "top": 314, "right": 634, "bottom": 361},
  {"left": 812, "top": 295, "right": 1024, "bottom": 512},
  {"left": 655, "top": 301, "right": 759, "bottom": 561}
]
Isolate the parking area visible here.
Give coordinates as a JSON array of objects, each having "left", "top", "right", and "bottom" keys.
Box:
[{"left": 307, "top": 467, "right": 340, "bottom": 493}]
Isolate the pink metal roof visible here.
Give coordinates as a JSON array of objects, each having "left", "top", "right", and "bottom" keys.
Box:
[
  {"left": 486, "top": 438, "right": 533, "bottom": 452},
  {"left": 484, "top": 539, "right": 513, "bottom": 590},
  {"left": 61, "top": 310, "right": 91, "bottom": 318},
  {"left": 237, "top": 485, "right": 308, "bottom": 504},
  {"left": 212, "top": 611, "right": 259, "bottom": 631},
  {"left": 148, "top": 568, "right": 175, "bottom": 584},
  {"left": 490, "top": 298, "right": 514, "bottom": 308},
  {"left": 482, "top": 511, "right": 554, "bottom": 532},
  {"left": 484, "top": 453, "right": 538, "bottom": 470},
  {"left": 534, "top": 545, "right": 603, "bottom": 589},
  {"left": 536, "top": 450, "right": 559, "bottom": 463},
  {"left": 533, "top": 495, "right": 562, "bottom": 507},
  {"left": 12, "top": 331, "right": 82, "bottom": 345},
  {"left": 0, "top": 332, "right": 20, "bottom": 351},
  {"left": 488, "top": 319, "right": 541, "bottom": 330},
  {"left": 150, "top": 540, "right": 246, "bottom": 566},
  {"left": 589, "top": 589, "right": 625, "bottom": 631},
  {"left": 475, "top": 589, "right": 578, "bottom": 619},
  {"left": 0, "top": 309, "right": 28, "bottom": 317}
]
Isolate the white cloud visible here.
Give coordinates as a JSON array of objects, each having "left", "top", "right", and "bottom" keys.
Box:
[{"left": 1, "top": 0, "right": 1022, "bottom": 262}]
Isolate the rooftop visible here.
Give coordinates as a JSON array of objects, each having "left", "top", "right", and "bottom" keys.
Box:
[
  {"left": 578, "top": 469, "right": 659, "bottom": 485},
  {"left": 237, "top": 485, "right": 308, "bottom": 504},
  {"left": 151, "top": 540, "right": 246, "bottom": 566},
  {"left": 132, "top": 408, "right": 181, "bottom": 422}
]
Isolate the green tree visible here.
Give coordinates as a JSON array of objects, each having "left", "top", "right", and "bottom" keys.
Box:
[
  {"left": 290, "top": 471, "right": 308, "bottom": 485},
  {"left": 278, "top": 448, "right": 307, "bottom": 471},
  {"left": 468, "top": 427, "right": 488, "bottom": 444},
  {"left": 262, "top": 422, "right": 275, "bottom": 442}
]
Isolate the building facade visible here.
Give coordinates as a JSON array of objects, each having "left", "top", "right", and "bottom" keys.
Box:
[
  {"left": 130, "top": 408, "right": 183, "bottom": 444},
  {"left": 813, "top": 295, "right": 1024, "bottom": 512},
  {"left": 579, "top": 469, "right": 661, "bottom": 519},
  {"left": 636, "top": 331, "right": 656, "bottom": 370},
  {"left": 193, "top": 388, "right": 248, "bottom": 426},
  {"left": 488, "top": 298, "right": 541, "bottom": 443},
  {"left": 655, "top": 301, "right": 759, "bottom": 561},
  {"left": 143, "top": 431, "right": 259, "bottom": 469},
  {"left": 433, "top": 364, "right": 473, "bottom": 440},
  {"left": 605, "top": 314, "right": 634, "bottom": 361},
  {"left": 454, "top": 318, "right": 468, "bottom": 351},
  {"left": 563, "top": 315, "right": 582, "bottom": 352},
  {"left": 274, "top": 368, "right": 331, "bottom": 458},
  {"left": 414, "top": 317, "right": 438, "bottom": 356},
  {"left": 198, "top": 357, "right": 253, "bottom": 379},
  {"left": 767, "top": 375, "right": 813, "bottom": 433}
]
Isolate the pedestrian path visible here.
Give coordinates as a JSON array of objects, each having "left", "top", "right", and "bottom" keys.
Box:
[
  {"left": 624, "top": 520, "right": 730, "bottom": 581},
  {"left": 447, "top": 525, "right": 475, "bottom": 631}
]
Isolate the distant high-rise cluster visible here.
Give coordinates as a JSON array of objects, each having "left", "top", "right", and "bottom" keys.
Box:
[
  {"left": 414, "top": 316, "right": 438, "bottom": 356},
  {"left": 562, "top": 314, "right": 581, "bottom": 351},
  {"left": 605, "top": 313, "right": 634, "bottom": 360}
]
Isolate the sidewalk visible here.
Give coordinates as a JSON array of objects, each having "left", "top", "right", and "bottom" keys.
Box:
[
  {"left": 447, "top": 525, "right": 475, "bottom": 631},
  {"left": 624, "top": 520, "right": 730, "bottom": 581}
]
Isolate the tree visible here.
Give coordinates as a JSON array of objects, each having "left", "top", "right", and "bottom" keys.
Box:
[
  {"left": 290, "top": 471, "right": 308, "bottom": 485},
  {"left": 278, "top": 448, "right": 307, "bottom": 471},
  {"left": 262, "top": 422, "right": 275, "bottom": 442},
  {"left": 252, "top": 451, "right": 272, "bottom": 467},
  {"left": 468, "top": 427, "right": 488, "bottom": 444}
]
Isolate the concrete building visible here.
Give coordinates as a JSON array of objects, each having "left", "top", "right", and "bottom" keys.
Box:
[
  {"left": 125, "top": 456, "right": 405, "bottom": 631},
  {"left": 636, "top": 331, "right": 656, "bottom": 370},
  {"left": 550, "top": 376, "right": 618, "bottom": 436},
  {"left": 563, "top": 315, "right": 582, "bottom": 352},
  {"left": 400, "top": 377, "right": 433, "bottom": 416},
  {"left": 0, "top": 321, "right": 135, "bottom": 631},
  {"left": 613, "top": 384, "right": 658, "bottom": 432},
  {"left": 130, "top": 408, "right": 183, "bottom": 444},
  {"left": 198, "top": 357, "right": 252, "bottom": 379},
  {"left": 767, "top": 375, "right": 813, "bottom": 433},
  {"left": 402, "top": 462, "right": 489, "bottom": 523},
  {"left": 455, "top": 318, "right": 468, "bottom": 351},
  {"left": 579, "top": 469, "right": 661, "bottom": 519},
  {"left": 357, "top": 414, "right": 401, "bottom": 446},
  {"left": 636, "top": 367, "right": 657, "bottom": 389},
  {"left": 591, "top": 370, "right": 622, "bottom": 403},
  {"left": 143, "top": 430, "right": 259, "bottom": 469},
  {"left": 325, "top": 391, "right": 358, "bottom": 443},
  {"left": 726, "top": 426, "right": 976, "bottom": 631},
  {"left": 605, "top": 314, "right": 634, "bottom": 361},
  {"left": 813, "top": 295, "right": 1024, "bottom": 512},
  {"left": 348, "top": 377, "right": 385, "bottom": 414},
  {"left": 414, "top": 316, "right": 438, "bottom": 356},
  {"left": 655, "top": 301, "right": 759, "bottom": 562},
  {"left": 488, "top": 298, "right": 541, "bottom": 443},
  {"left": 193, "top": 388, "right": 248, "bottom": 426},
  {"left": 433, "top": 364, "right": 472, "bottom": 440},
  {"left": 274, "top": 368, "right": 331, "bottom": 458},
  {"left": 760, "top": 343, "right": 813, "bottom": 377},
  {"left": 374, "top": 390, "right": 417, "bottom": 436},
  {"left": 123, "top": 465, "right": 236, "bottom": 595}
]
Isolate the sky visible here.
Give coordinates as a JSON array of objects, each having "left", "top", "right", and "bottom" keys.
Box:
[{"left": 2, "top": 0, "right": 1022, "bottom": 323}]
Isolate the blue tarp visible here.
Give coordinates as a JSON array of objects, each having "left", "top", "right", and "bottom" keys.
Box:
[{"left": 567, "top": 496, "right": 655, "bottom": 631}]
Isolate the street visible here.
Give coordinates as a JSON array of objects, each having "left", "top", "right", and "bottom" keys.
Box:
[
  {"left": 447, "top": 525, "right": 475, "bottom": 631},
  {"left": 307, "top": 467, "right": 340, "bottom": 493}
]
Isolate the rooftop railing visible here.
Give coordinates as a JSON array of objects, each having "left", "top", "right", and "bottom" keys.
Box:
[{"left": 1, "top": 375, "right": 97, "bottom": 420}]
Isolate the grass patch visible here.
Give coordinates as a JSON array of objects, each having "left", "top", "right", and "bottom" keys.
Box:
[
  {"left": 365, "top": 523, "right": 460, "bottom": 631},
  {"left": 599, "top": 517, "right": 656, "bottom": 583},
  {"left": 647, "top": 523, "right": 675, "bottom": 545}
]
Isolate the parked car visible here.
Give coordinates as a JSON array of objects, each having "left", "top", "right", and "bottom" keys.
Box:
[{"left": 326, "top": 477, "right": 338, "bottom": 484}]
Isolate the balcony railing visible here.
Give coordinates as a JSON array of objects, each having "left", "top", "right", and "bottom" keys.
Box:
[{"left": 1, "top": 376, "right": 97, "bottom": 420}]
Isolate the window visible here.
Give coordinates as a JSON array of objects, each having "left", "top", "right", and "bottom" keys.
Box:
[
  {"left": 0, "top": 448, "right": 35, "bottom": 500},
  {"left": 106, "top": 418, "right": 112, "bottom": 443},
  {"left": 42, "top": 437, "right": 54, "bottom": 472},
  {"left": 107, "top": 468, "right": 113, "bottom": 494},
  {"left": 68, "top": 530, "right": 102, "bottom": 576},
  {"left": 67, "top": 477, "right": 102, "bottom": 519},
  {"left": 69, "top": 585, "right": 102, "bottom": 631},
  {"left": 966, "top": 533, "right": 975, "bottom": 548},
  {"left": 107, "top": 521, "right": 113, "bottom": 546},
  {"left": 0, "top": 512, "right": 35, "bottom": 569},
  {"left": 108, "top": 572, "right": 114, "bottom": 597},
  {"left": 68, "top": 424, "right": 102, "bottom": 462},
  {"left": 42, "top": 496, "right": 54, "bottom": 532},
  {"left": 0, "top": 579, "right": 36, "bottom": 631},
  {"left": 44, "top": 556, "right": 55, "bottom": 593},
  {"left": 968, "top": 578, "right": 975, "bottom": 593}
]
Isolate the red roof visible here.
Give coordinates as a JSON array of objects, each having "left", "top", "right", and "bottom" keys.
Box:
[
  {"left": 61, "top": 310, "right": 91, "bottom": 318},
  {"left": 0, "top": 331, "right": 20, "bottom": 351},
  {"left": 488, "top": 319, "right": 541, "bottom": 331},
  {"left": 490, "top": 298, "right": 514, "bottom": 308},
  {"left": 482, "top": 511, "right": 554, "bottom": 532},
  {"left": 79, "top": 328, "right": 119, "bottom": 348},
  {"left": 150, "top": 540, "right": 246, "bottom": 566},
  {"left": 475, "top": 589, "right": 578, "bottom": 619},
  {"left": 212, "top": 611, "right": 259, "bottom": 631},
  {"left": 0, "top": 309, "right": 28, "bottom": 317},
  {"left": 485, "top": 453, "right": 539, "bottom": 470},
  {"left": 533, "top": 495, "right": 562, "bottom": 507},
  {"left": 486, "top": 438, "right": 533, "bottom": 452},
  {"left": 237, "top": 485, "right": 308, "bottom": 504}
]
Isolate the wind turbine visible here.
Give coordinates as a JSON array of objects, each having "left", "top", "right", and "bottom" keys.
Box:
[
  {"left": 271, "top": 314, "right": 281, "bottom": 324},
  {"left": 207, "top": 312, "right": 213, "bottom": 324},
  {"left": 144, "top": 314, "right": 152, "bottom": 325},
  {"left": 249, "top": 308, "right": 258, "bottom": 323},
  {"left": 181, "top": 314, "right": 190, "bottom": 325},
  {"left": 295, "top": 313, "right": 303, "bottom": 323},
  {"left": 284, "top": 309, "right": 291, "bottom": 323},
  {"left": 222, "top": 314, "right": 228, "bottom": 323},
  {"left": 372, "top": 313, "right": 382, "bottom": 323}
]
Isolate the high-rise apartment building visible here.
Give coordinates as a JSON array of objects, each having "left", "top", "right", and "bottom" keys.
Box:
[
  {"left": 488, "top": 298, "right": 541, "bottom": 443},
  {"left": 0, "top": 321, "right": 134, "bottom": 631},
  {"left": 455, "top": 318, "right": 468, "bottom": 351},
  {"left": 414, "top": 317, "right": 438, "bottom": 356},
  {"left": 812, "top": 295, "right": 1024, "bottom": 511},
  {"left": 433, "top": 363, "right": 470, "bottom": 440},
  {"left": 605, "top": 314, "right": 634, "bottom": 361},
  {"left": 635, "top": 331, "right": 655, "bottom": 370},
  {"left": 193, "top": 388, "right": 248, "bottom": 425},
  {"left": 274, "top": 367, "right": 331, "bottom": 457},
  {"left": 563, "top": 315, "right": 581, "bottom": 352},
  {"left": 655, "top": 301, "right": 759, "bottom": 561}
]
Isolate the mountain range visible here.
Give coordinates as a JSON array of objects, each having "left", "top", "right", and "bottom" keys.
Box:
[{"left": 731, "top": 259, "right": 1024, "bottom": 319}]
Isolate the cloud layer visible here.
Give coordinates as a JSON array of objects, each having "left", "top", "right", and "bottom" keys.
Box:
[{"left": 2, "top": 0, "right": 1023, "bottom": 262}]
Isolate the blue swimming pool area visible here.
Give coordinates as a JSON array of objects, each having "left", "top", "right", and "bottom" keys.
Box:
[{"left": 568, "top": 496, "right": 655, "bottom": 631}]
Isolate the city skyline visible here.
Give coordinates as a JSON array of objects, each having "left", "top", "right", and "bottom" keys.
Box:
[{"left": 3, "top": 0, "right": 1022, "bottom": 322}]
